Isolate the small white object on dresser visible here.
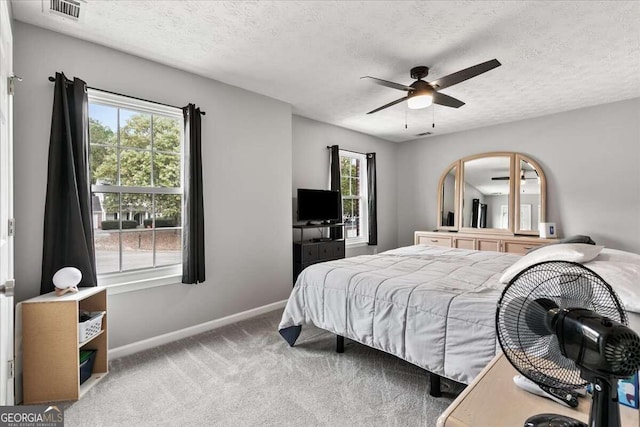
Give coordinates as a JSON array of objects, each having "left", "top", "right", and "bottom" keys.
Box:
[{"left": 539, "top": 222, "right": 557, "bottom": 239}]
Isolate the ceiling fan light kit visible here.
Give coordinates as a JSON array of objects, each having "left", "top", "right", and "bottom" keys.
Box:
[
  {"left": 407, "top": 91, "right": 433, "bottom": 109},
  {"left": 363, "top": 59, "right": 501, "bottom": 115}
]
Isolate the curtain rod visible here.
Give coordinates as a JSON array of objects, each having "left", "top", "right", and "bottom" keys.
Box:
[
  {"left": 326, "top": 146, "right": 370, "bottom": 156},
  {"left": 47, "top": 76, "right": 206, "bottom": 115}
]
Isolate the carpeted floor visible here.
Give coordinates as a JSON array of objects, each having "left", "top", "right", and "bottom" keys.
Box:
[{"left": 62, "top": 309, "right": 463, "bottom": 426}]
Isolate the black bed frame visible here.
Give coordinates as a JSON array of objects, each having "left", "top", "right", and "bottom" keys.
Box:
[{"left": 335, "top": 335, "right": 442, "bottom": 397}]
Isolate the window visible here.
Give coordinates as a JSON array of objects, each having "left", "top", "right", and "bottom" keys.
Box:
[
  {"left": 88, "top": 90, "right": 183, "bottom": 289},
  {"left": 340, "top": 150, "right": 368, "bottom": 245}
]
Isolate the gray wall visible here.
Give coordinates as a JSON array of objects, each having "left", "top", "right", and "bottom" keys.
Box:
[
  {"left": 292, "top": 115, "right": 398, "bottom": 256},
  {"left": 13, "top": 23, "right": 293, "bottom": 348},
  {"left": 397, "top": 98, "right": 640, "bottom": 252}
]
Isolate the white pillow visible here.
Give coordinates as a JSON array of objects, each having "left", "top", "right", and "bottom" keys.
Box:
[
  {"left": 499, "top": 243, "right": 604, "bottom": 284},
  {"left": 595, "top": 247, "right": 640, "bottom": 265},
  {"left": 585, "top": 260, "right": 640, "bottom": 313},
  {"left": 586, "top": 248, "right": 640, "bottom": 314}
]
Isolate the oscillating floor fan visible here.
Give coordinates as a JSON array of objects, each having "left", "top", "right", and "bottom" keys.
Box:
[{"left": 496, "top": 261, "right": 640, "bottom": 427}]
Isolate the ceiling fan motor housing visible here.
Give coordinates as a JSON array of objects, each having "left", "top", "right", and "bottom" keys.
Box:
[{"left": 408, "top": 80, "right": 434, "bottom": 98}]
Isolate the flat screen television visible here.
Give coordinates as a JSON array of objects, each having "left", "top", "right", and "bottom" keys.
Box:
[{"left": 297, "top": 189, "right": 341, "bottom": 223}]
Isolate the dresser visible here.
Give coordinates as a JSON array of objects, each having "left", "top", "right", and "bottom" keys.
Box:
[{"left": 414, "top": 231, "right": 556, "bottom": 255}]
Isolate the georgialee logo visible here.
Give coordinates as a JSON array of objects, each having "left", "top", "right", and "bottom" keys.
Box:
[{"left": 0, "top": 405, "right": 64, "bottom": 427}]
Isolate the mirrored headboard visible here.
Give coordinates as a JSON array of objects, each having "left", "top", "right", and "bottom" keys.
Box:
[{"left": 437, "top": 152, "right": 547, "bottom": 235}]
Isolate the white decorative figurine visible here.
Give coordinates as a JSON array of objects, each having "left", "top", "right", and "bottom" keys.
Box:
[{"left": 52, "top": 267, "right": 82, "bottom": 296}]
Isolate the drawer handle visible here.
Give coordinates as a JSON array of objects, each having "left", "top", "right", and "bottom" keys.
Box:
[
  {"left": 523, "top": 246, "right": 533, "bottom": 250},
  {"left": 430, "top": 239, "right": 438, "bottom": 242}
]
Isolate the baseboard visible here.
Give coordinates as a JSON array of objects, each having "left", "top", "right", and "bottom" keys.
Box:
[{"left": 109, "top": 299, "right": 288, "bottom": 359}]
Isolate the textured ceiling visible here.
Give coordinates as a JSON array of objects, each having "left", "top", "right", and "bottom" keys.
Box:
[{"left": 11, "top": 1, "right": 640, "bottom": 142}]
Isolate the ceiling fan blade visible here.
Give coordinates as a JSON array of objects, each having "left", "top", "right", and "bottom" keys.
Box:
[
  {"left": 430, "top": 59, "right": 501, "bottom": 90},
  {"left": 491, "top": 177, "right": 510, "bottom": 181},
  {"left": 433, "top": 92, "right": 465, "bottom": 108},
  {"left": 361, "top": 76, "right": 413, "bottom": 92},
  {"left": 367, "top": 96, "right": 408, "bottom": 114}
]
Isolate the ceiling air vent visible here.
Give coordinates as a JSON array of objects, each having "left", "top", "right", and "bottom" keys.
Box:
[
  {"left": 49, "top": 0, "right": 85, "bottom": 21},
  {"left": 416, "top": 132, "right": 432, "bottom": 137}
]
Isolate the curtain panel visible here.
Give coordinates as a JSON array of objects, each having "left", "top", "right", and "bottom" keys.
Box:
[
  {"left": 41, "top": 72, "right": 97, "bottom": 294},
  {"left": 329, "top": 145, "right": 343, "bottom": 240},
  {"left": 182, "top": 104, "right": 206, "bottom": 284},
  {"left": 366, "top": 152, "right": 378, "bottom": 245}
]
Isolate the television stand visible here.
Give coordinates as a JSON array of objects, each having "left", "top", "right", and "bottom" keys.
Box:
[{"left": 292, "top": 223, "right": 346, "bottom": 286}]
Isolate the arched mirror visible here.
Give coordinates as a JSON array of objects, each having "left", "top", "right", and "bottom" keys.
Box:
[
  {"left": 437, "top": 162, "right": 458, "bottom": 230},
  {"left": 436, "top": 152, "right": 546, "bottom": 235}
]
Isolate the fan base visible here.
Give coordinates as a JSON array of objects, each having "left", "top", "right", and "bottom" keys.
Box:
[
  {"left": 410, "top": 66, "right": 429, "bottom": 80},
  {"left": 524, "top": 413, "right": 586, "bottom": 427}
]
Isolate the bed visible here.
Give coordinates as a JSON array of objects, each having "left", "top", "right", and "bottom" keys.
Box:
[{"left": 278, "top": 243, "right": 640, "bottom": 395}]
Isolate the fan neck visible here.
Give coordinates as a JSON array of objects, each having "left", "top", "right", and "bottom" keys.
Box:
[{"left": 589, "top": 376, "right": 621, "bottom": 427}]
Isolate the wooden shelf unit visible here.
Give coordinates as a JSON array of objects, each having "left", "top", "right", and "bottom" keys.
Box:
[{"left": 21, "top": 287, "right": 108, "bottom": 404}]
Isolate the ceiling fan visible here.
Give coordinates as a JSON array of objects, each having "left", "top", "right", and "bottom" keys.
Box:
[
  {"left": 491, "top": 171, "right": 539, "bottom": 181},
  {"left": 362, "top": 59, "right": 501, "bottom": 114}
]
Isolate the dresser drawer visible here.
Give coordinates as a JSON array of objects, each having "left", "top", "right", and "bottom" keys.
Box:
[
  {"left": 503, "top": 241, "right": 542, "bottom": 255},
  {"left": 417, "top": 235, "right": 452, "bottom": 247},
  {"left": 454, "top": 238, "right": 475, "bottom": 250},
  {"left": 330, "top": 240, "right": 345, "bottom": 259},
  {"left": 477, "top": 239, "right": 500, "bottom": 252},
  {"left": 294, "top": 243, "right": 318, "bottom": 263},
  {"left": 317, "top": 242, "right": 333, "bottom": 259}
]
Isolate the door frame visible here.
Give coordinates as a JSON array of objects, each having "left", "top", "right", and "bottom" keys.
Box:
[{"left": 0, "top": 0, "right": 15, "bottom": 406}]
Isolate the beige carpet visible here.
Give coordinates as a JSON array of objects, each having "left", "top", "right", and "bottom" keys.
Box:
[{"left": 62, "top": 309, "right": 462, "bottom": 426}]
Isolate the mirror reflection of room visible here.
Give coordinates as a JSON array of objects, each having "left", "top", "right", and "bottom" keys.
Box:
[
  {"left": 462, "top": 156, "right": 510, "bottom": 229},
  {"left": 519, "top": 159, "right": 541, "bottom": 231},
  {"left": 441, "top": 166, "right": 456, "bottom": 226}
]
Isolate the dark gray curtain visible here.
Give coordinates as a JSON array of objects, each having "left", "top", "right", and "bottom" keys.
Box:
[
  {"left": 366, "top": 153, "right": 377, "bottom": 245},
  {"left": 182, "top": 104, "right": 205, "bottom": 284},
  {"left": 41, "top": 72, "right": 97, "bottom": 294},
  {"left": 329, "top": 145, "right": 343, "bottom": 240}
]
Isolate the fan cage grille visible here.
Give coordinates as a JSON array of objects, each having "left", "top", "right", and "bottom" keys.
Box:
[{"left": 496, "top": 261, "right": 627, "bottom": 390}]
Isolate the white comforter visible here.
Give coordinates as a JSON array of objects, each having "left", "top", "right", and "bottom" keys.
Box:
[{"left": 279, "top": 245, "right": 521, "bottom": 384}]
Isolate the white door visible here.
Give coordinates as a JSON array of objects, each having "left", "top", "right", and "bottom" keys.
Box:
[{"left": 0, "top": 0, "right": 14, "bottom": 406}]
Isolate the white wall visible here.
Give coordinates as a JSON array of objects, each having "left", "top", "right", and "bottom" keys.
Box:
[
  {"left": 292, "top": 115, "right": 398, "bottom": 255},
  {"left": 13, "top": 23, "right": 293, "bottom": 348},
  {"left": 397, "top": 98, "right": 640, "bottom": 253}
]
